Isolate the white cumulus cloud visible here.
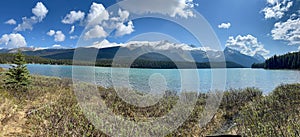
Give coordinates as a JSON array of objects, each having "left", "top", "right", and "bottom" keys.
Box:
[
  {"left": 118, "top": 9, "right": 130, "bottom": 22},
  {"left": 54, "top": 31, "right": 65, "bottom": 42},
  {"left": 271, "top": 17, "right": 300, "bottom": 45},
  {"left": 5, "top": 19, "right": 16, "bottom": 25},
  {"left": 14, "top": 2, "right": 48, "bottom": 32},
  {"left": 218, "top": 22, "right": 231, "bottom": 29},
  {"left": 0, "top": 33, "right": 27, "bottom": 49},
  {"left": 84, "top": 25, "right": 108, "bottom": 40},
  {"left": 62, "top": 10, "right": 85, "bottom": 24},
  {"left": 80, "top": 3, "right": 135, "bottom": 39},
  {"left": 262, "top": 0, "right": 293, "bottom": 19},
  {"left": 85, "top": 2, "right": 109, "bottom": 25},
  {"left": 32, "top": 2, "right": 48, "bottom": 21},
  {"left": 225, "top": 34, "right": 270, "bottom": 57},
  {"left": 102, "top": 8, "right": 134, "bottom": 37},
  {"left": 81, "top": 4, "right": 135, "bottom": 40},
  {"left": 115, "top": 21, "right": 135, "bottom": 37},
  {"left": 47, "top": 30, "right": 65, "bottom": 42},
  {"left": 118, "top": 0, "right": 196, "bottom": 18},
  {"left": 267, "top": 0, "right": 278, "bottom": 5},
  {"left": 47, "top": 30, "right": 55, "bottom": 36},
  {"left": 14, "top": 17, "right": 38, "bottom": 31}
]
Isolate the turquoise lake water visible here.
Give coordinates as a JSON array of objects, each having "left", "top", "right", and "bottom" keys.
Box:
[{"left": 1, "top": 64, "right": 300, "bottom": 93}]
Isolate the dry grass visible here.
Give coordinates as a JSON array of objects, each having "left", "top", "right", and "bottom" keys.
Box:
[{"left": 0, "top": 73, "right": 299, "bottom": 136}]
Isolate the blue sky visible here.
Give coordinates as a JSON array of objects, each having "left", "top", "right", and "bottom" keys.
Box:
[{"left": 0, "top": 0, "right": 299, "bottom": 58}]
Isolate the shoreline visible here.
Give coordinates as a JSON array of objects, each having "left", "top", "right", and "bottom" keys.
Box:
[
  {"left": 3, "top": 62, "right": 300, "bottom": 71},
  {"left": 0, "top": 62, "right": 246, "bottom": 70}
]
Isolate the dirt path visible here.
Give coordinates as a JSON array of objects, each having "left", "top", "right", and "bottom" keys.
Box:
[
  {"left": 0, "top": 100, "right": 32, "bottom": 137},
  {"left": 0, "top": 111, "right": 27, "bottom": 136},
  {"left": 0, "top": 88, "right": 61, "bottom": 136}
]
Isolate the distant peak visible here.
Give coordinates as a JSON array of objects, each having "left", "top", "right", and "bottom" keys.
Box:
[{"left": 224, "top": 47, "right": 239, "bottom": 53}]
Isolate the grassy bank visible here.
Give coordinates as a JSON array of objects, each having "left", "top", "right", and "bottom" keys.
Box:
[{"left": 0, "top": 71, "right": 299, "bottom": 136}]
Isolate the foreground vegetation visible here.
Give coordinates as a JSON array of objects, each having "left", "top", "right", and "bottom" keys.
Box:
[{"left": 0, "top": 69, "right": 299, "bottom": 136}]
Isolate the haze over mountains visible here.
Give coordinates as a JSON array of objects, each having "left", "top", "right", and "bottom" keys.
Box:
[{"left": 0, "top": 40, "right": 265, "bottom": 67}]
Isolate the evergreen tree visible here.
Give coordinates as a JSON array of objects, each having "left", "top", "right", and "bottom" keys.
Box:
[
  {"left": 261, "top": 51, "right": 300, "bottom": 69},
  {"left": 4, "top": 50, "right": 31, "bottom": 91}
]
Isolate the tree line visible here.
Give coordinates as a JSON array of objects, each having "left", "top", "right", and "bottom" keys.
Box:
[
  {"left": 0, "top": 53, "right": 72, "bottom": 65},
  {"left": 1, "top": 53, "right": 244, "bottom": 69},
  {"left": 252, "top": 51, "right": 300, "bottom": 69}
]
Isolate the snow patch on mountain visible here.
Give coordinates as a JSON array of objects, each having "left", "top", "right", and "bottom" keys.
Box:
[{"left": 90, "top": 39, "right": 218, "bottom": 52}]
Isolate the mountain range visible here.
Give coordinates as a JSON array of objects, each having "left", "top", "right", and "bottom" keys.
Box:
[{"left": 0, "top": 41, "right": 265, "bottom": 67}]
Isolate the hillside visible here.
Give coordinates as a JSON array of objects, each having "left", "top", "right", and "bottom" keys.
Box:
[
  {"left": 0, "top": 53, "right": 244, "bottom": 69},
  {"left": 252, "top": 51, "right": 300, "bottom": 69},
  {"left": 0, "top": 41, "right": 265, "bottom": 68},
  {"left": 0, "top": 53, "right": 72, "bottom": 65}
]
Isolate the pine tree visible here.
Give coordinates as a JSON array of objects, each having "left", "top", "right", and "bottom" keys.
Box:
[
  {"left": 4, "top": 50, "right": 31, "bottom": 92},
  {"left": 263, "top": 51, "right": 300, "bottom": 70}
]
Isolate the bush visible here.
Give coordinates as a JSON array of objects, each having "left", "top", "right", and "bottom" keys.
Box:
[
  {"left": 236, "top": 84, "right": 300, "bottom": 136},
  {"left": 220, "top": 88, "right": 262, "bottom": 121}
]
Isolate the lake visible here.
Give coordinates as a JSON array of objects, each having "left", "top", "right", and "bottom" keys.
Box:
[{"left": 1, "top": 64, "right": 300, "bottom": 94}]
